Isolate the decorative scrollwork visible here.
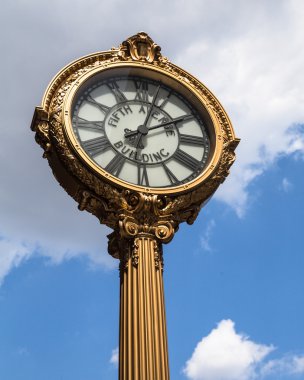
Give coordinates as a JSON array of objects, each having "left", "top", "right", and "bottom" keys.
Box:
[
  {"left": 154, "top": 221, "right": 175, "bottom": 243},
  {"left": 35, "top": 121, "right": 51, "bottom": 158},
  {"left": 31, "top": 32, "right": 239, "bottom": 264},
  {"left": 154, "top": 240, "right": 164, "bottom": 272},
  {"left": 131, "top": 241, "right": 139, "bottom": 267},
  {"left": 118, "top": 213, "right": 175, "bottom": 242},
  {"left": 119, "top": 32, "right": 161, "bottom": 63},
  {"left": 119, "top": 216, "right": 139, "bottom": 238}
]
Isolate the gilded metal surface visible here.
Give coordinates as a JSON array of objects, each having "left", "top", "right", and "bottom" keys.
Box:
[
  {"left": 31, "top": 32, "right": 239, "bottom": 242},
  {"left": 118, "top": 235, "right": 169, "bottom": 379},
  {"left": 31, "top": 32, "right": 240, "bottom": 380},
  {"left": 120, "top": 31, "right": 161, "bottom": 62}
]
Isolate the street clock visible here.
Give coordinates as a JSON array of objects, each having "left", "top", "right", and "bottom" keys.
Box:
[{"left": 31, "top": 32, "right": 239, "bottom": 380}]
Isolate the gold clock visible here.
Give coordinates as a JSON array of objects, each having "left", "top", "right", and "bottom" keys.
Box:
[
  {"left": 31, "top": 32, "right": 240, "bottom": 380},
  {"left": 31, "top": 32, "right": 239, "bottom": 233}
]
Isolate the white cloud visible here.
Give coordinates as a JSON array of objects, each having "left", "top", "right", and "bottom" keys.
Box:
[
  {"left": 0, "top": 228, "right": 117, "bottom": 286},
  {"left": 183, "top": 320, "right": 304, "bottom": 380},
  {"left": 183, "top": 319, "right": 274, "bottom": 380},
  {"left": 0, "top": 237, "right": 33, "bottom": 285},
  {"left": 200, "top": 219, "right": 216, "bottom": 252},
  {"left": 261, "top": 355, "right": 304, "bottom": 378},
  {"left": 280, "top": 178, "right": 293, "bottom": 193},
  {"left": 175, "top": 0, "right": 304, "bottom": 216},
  {"left": 110, "top": 347, "right": 119, "bottom": 366},
  {"left": 293, "top": 356, "right": 304, "bottom": 374}
]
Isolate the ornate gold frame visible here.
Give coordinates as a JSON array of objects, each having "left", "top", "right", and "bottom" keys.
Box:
[{"left": 31, "top": 32, "right": 239, "bottom": 239}]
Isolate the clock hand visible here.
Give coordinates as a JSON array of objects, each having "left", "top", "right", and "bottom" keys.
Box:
[
  {"left": 142, "top": 84, "right": 161, "bottom": 128},
  {"left": 124, "top": 114, "right": 193, "bottom": 138},
  {"left": 134, "top": 124, "right": 149, "bottom": 149},
  {"left": 148, "top": 115, "right": 193, "bottom": 132},
  {"left": 134, "top": 133, "right": 144, "bottom": 149},
  {"left": 125, "top": 86, "right": 161, "bottom": 149}
]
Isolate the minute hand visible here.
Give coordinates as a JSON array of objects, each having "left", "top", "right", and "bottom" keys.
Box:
[{"left": 124, "top": 115, "right": 193, "bottom": 138}]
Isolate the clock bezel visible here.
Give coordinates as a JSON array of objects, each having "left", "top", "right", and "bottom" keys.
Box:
[{"left": 62, "top": 62, "right": 223, "bottom": 195}]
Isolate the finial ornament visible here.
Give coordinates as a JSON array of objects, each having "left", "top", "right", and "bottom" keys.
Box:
[{"left": 119, "top": 32, "right": 162, "bottom": 62}]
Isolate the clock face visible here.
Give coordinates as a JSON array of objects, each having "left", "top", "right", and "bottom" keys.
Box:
[{"left": 71, "top": 72, "right": 211, "bottom": 189}]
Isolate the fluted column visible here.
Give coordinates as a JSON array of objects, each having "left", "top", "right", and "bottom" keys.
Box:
[{"left": 119, "top": 234, "right": 169, "bottom": 380}]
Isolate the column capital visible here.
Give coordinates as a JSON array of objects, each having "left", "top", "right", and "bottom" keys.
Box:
[{"left": 107, "top": 231, "right": 164, "bottom": 275}]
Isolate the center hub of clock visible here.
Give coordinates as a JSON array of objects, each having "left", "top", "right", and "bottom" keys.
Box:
[
  {"left": 104, "top": 101, "right": 179, "bottom": 165},
  {"left": 137, "top": 124, "right": 148, "bottom": 135}
]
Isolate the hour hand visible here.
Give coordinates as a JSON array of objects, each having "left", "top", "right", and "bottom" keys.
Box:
[
  {"left": 124, "top": 128, "right": 144, "bottom": 149},
  {"left": 124, "top": 128, "right": 137, "bottom": 141},
  {"left": 134, "top": 133, "right": 144, "bottom": 149},
  {"left": 125, "top": 125, "right": 149, "bottom": 149}
]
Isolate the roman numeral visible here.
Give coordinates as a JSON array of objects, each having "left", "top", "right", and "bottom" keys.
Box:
[
  {"left": 162, "top": 163, "right": 179, "bottom": 185},
  {"left": 105, "top": 155, "right": 125, "bottom": 176},
  {"left": 86, "top": 95, "right": 110, "bottom": 114},
  {"left": 179, "top": 134, "right": 206, "bottom": 146},
  {"left": 134, "top": 81, "right": 149, "bottom": 102},
  {"left": 137, "top": 164, "right": 149, "bottom": 186},
  {"left": 75, "top": 116, "right": 104, "bottom": 132},
  {"left": 82, "top": 136, "right": 110, "bottom": 156},
  {"left": 173, "top": 149, "right": 200, "bottom": 171},
  {"left": 107, "top": 81, "right": 127, "bottom": 103}
]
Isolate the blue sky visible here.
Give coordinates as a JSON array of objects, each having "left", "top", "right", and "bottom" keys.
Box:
[{"left": 0, "top": 1, "right": 304, "bottom": 379}]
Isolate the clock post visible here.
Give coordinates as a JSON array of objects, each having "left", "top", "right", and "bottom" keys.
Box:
[
  {"left": 107, "top": 187, "right": 180, "bottom": 379},
  {"left": 31, "top": 32, "right": 239, "bottom": 380}
]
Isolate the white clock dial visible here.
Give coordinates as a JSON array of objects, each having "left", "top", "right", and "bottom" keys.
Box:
[{"left": 72, "top": 74, "right": 210, "bottom": 188}]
